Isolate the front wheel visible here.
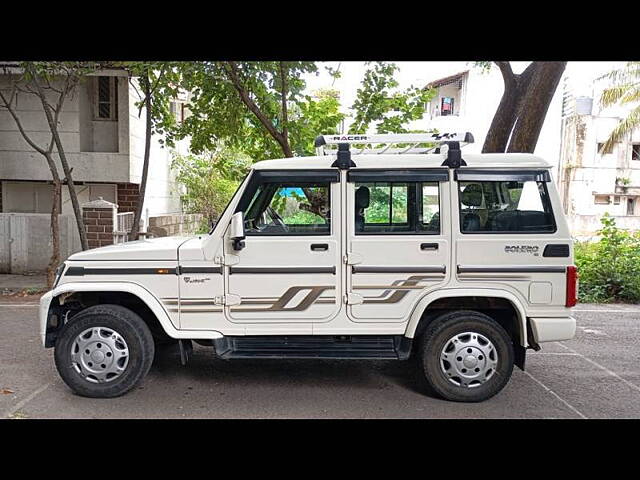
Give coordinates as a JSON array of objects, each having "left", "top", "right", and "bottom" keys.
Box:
[
  {"left": 54, "top": 304, "right": 155, "bottom": 398},
  {"left": 418, "top": 310, "right": 514, "bottom": 402}
]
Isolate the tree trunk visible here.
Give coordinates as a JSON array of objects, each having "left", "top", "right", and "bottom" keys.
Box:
[
  {"left": 223, "top": 61, "right": 293, "bottom": 158},
  {"left": 507, "top": 62, "right": 567, "bottom": 153},
  {"left": 45, "top": 167, "right": 61, "bottom": 288},
  {"left": 130, "top": 74, "right": 152, "bottom": 241},
  {"left": 482, "top": 62, "right": 566, "bottom": 154},
  {"left": 28, "top": 66, "right": 89, "bottom": 251},
  {"left": 49, "top": 127, "right": 89, "bottom": 250}
]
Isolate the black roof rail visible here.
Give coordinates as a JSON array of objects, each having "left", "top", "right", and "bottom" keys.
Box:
[
  {"left": 440, "top": 141, "right": 467, "bottom": 168},
  {"left": 331, "top": 143, "right": 357, "bottom": 170}
]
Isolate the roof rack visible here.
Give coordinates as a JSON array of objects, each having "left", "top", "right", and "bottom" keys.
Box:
[{"left": 314, "top": 132, "right": 474, "bottom": 169}]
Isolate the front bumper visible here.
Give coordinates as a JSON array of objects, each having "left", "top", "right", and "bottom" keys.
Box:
[
  {"left": 39, "top": 290, "right": 55, "bottom": 347},
  {"left": 529, "top": 316, "right": 576, "bottom": 343}
]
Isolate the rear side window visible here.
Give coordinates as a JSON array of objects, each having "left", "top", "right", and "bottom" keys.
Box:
[
  {"left": 354, "top": 182, "right": 440, "bottom": 234},
  {"left": 458, "top": 180, "right": 555, "bottom": 233}
]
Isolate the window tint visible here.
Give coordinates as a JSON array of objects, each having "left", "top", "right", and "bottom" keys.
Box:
[
  {"left": 459, "top": 180, "right": 555, "bottom": 233},
  {"left": 355, "top": 182, "right": 440, "bottom": 234},
  {"left": 244, "top": 183, "right": 330, "bottom": 235}
]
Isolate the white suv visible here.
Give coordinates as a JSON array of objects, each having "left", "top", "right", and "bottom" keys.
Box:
[{"left": 39, "top": 133, "right": 577, "bottom": 402}]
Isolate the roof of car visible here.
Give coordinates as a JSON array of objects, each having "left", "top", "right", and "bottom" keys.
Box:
[{"left": 252, "top": 153, "right": 552, "bottom": 171}]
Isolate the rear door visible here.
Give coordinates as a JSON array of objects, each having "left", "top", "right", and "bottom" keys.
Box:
[
  {"left": 453, "top": 169, "right": 571, "bottom": 308},
  {"left": 224, "top": 170, "right": 342, "bottom": 331},
  {"left": 345, "top": 169, "right": 451, "bottom": 322}
]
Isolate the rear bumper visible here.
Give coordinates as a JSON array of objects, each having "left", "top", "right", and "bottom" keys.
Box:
[{"left": 529, "top": 316, "right": 576, "bottom": 343}]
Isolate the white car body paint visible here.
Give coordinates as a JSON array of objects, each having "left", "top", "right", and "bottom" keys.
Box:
[{"left": 40, "top": 148, "right": 575, "bottom": 349}]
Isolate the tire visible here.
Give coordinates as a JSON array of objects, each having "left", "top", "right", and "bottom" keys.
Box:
[
  {"left": 54, "top": 304, "right": 155, "bottom": 398},
  {"left": 418, "top": 310, "right": 514, "bottom": 402}
]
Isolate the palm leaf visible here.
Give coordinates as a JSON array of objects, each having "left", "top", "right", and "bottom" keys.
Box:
[
  {"left": 600, "top": 83, "right": 636, "bottom": 108},
  {"left": 601, "top": 105, "right": 640, "bottom": 153}
]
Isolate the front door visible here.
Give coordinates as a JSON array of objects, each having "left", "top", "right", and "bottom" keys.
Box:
[
  {"left": 345, "top": 169, "right": 452, "bottom": 322},
  {"left": 224, "top": 170, "right": 342, "bottom": 331}
]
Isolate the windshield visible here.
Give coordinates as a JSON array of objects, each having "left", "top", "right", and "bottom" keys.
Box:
[{"left": 208, "top": 173, "right": 251, "bottom": 235}]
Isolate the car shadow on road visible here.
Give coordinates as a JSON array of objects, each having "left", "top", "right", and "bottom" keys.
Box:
[{"left": 151, "top": 343, "right": 437, "bottom": 398}]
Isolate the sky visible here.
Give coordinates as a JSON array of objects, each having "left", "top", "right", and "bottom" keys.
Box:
[{"left": 303, "top": 61, "right": 626, "bottom": 131}]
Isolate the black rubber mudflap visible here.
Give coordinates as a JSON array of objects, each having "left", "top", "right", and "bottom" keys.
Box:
[{"left": 214, "top": 335, "right": 407, "bottom": 360}]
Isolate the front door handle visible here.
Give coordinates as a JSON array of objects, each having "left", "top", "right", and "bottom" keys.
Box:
[
  {"left": 420, "top": 243, "right": 439, "bottom": 251},
  {"left": 311, "top": 243, "right": 329, "bottom": 251}
]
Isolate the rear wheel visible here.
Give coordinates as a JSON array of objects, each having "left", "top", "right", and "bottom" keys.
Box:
[
  {"left": 54, "top": 304, "right": 155, "bottom": 398},
  {"left": 418, "top": 310, "right": 514, "bottom": 402}
]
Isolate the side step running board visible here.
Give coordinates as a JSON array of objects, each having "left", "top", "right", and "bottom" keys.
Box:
[{"left": 213, "top": 335, "right": 412, "bottom": 360}]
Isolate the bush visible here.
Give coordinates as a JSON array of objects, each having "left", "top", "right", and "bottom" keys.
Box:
[
  {"left": 574, "top": 214, "right": 640, "bottom": 303},
  {"left": 171, "top": 148, "right": 252, "bottom": 231}
]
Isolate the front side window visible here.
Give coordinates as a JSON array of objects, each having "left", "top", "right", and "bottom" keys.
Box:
[
  {"left": 459, "top": 180, "right": 555, "bottom": 233},
  {"left": 354, "top": 182, "right": 440, "bottom": 234},
  {"left": 244, "top": 182, "right": 330, "bottom": 235}
]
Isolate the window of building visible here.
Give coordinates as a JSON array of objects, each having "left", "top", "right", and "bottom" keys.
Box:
[
  {"left": 94, "top": 76, "right": 118, "bottom": 121},
  {"left": 354, "top": 182, "right": 440, "bottom": 234},
  {"left": 597, "top": 142, "right": 613, "bottom": 155},
  {"left": 614, "top": 195, "right": 621, "bottom": 205},
  {"left": 244, "top": 183, "right": 330, "bottom": 235},
  {"left": 627, "top": 198, "right": 636, "bottom": 216},
  {"left": 594, "top": 194, "right": 611, "bottom": 205},
  {"left": 458, "top": 180, "right": 555, "bottom": 233},
  {"left": 170, "top": 100, "right": 185, "bottom": 123},
  {"left": 632, "top": 143, "right": 640, "bottom": 161},
  {"left": 1, "top": 182, "right": 57, "bottom": 213},
  {"left": 440, "top": 97, "right": 455, "bottom": 116}
]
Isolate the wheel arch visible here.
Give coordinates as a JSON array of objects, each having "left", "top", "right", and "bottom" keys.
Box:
[
  {"left": 41, "top": 282, "right": 222, "bottom": 348},
  {"left": 405, "top": 288, "right": 528, "bottom": 348}
]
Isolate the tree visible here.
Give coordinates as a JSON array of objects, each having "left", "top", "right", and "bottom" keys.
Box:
[
  {"left": 170, "top": 62, "right": 344, "bottom": 160},
  {"left": 168, "top": 62, "right": 344, "bottom": 216},
  {"left": 598, "top": 62, "right": 640, "bottom": 153},
  {"left": 349, "top": 62, "right": 436, "bottom": 134},
  {"left": 0, "top": 62, "right": 106, "bottom": 285},
  {"left": 0, "top": 62, "right": 97, "bottom": 253},
  {"left": 171, "top": 147, "right": 252, "bottom": 231},
  {"left": 481, "top": 61, "right": 567, "bottom": 153},
  {"left": 120, "top": 62, "right": 181, "bottom": 240}
]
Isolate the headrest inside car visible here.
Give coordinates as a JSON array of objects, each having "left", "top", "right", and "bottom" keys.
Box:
[
  {"left": 355, "top": 186, "right": 370, "bottom": 209},
  {"left": 461, "top": 183, "right": 483, "bottom": 207}
]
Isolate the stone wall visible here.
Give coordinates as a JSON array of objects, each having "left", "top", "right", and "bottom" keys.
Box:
[{"left": 147, "top": 213, "right": 203, "bottom": 238}]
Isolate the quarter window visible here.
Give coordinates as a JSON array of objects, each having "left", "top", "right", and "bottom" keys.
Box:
[
  {"left": 459, "top": 180, "right": 555, "bottom": 233},
  {"left": 354, "top": 182, "right": 440, "bottom": 234}
]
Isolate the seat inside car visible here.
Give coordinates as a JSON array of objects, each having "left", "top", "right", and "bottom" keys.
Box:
[
  {"left": 355, "top": 186, "right": 370, "bottom": 232},
  {"left": 460, "top": 183, "right": 483, "bottom": 231}
]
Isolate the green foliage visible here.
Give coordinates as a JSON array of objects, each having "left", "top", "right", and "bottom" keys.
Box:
[
  {"left": 349, "top": 62, "right": 436, "bottom": 134},
  {"left": 598, "top": 62, "right": 640, "bottom": 153},
  {"left": 167, "top": 62, "right": 343, "bottom": 160},
  {"left": 171, "top": 147, "right": 252, "bottom": 229},
  {"left": 289, "top": 89, "right": 345, "bottom": 156},
  {"left": 574, "top": 214, "right": 640, "bottom": 303},
  {"left": 471, "top": 61, "right": 493, "bottom": 74},
  {"left": 116, "top": 62, "right": 184, "bottom": 142}
]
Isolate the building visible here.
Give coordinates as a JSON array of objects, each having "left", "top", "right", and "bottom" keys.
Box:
[
  {"left": 557, "top": 74, "right": 640, "bottom": 238},
  {"left": 0, "top": 65, "right": 187, "bottom": 230},
  {"left": 421, "top": 63, "right": 640, "bottom": 238},
  {"left": 422, "top": 67, "right": 563, "bottom": 165}
]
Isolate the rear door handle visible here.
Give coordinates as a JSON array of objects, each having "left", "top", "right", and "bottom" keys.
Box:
[
  {"left": 311, "top": 243, "right": 329, "bottom": 251},
  {"left": 420, "top": 243, "right": 439, "bottom": 251}
]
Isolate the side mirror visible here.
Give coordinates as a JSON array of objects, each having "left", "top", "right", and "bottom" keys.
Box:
[{"left": 230, "top": 211, "right": 245, "bottom": 251}]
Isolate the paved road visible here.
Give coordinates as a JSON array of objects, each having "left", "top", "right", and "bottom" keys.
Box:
[{"left": 1, "top": 301, "right": 639, "bottom": 419}]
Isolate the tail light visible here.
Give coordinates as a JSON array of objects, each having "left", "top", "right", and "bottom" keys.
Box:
[{"left": 566, "top": 265, "right": 578, "bottom": 307}]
